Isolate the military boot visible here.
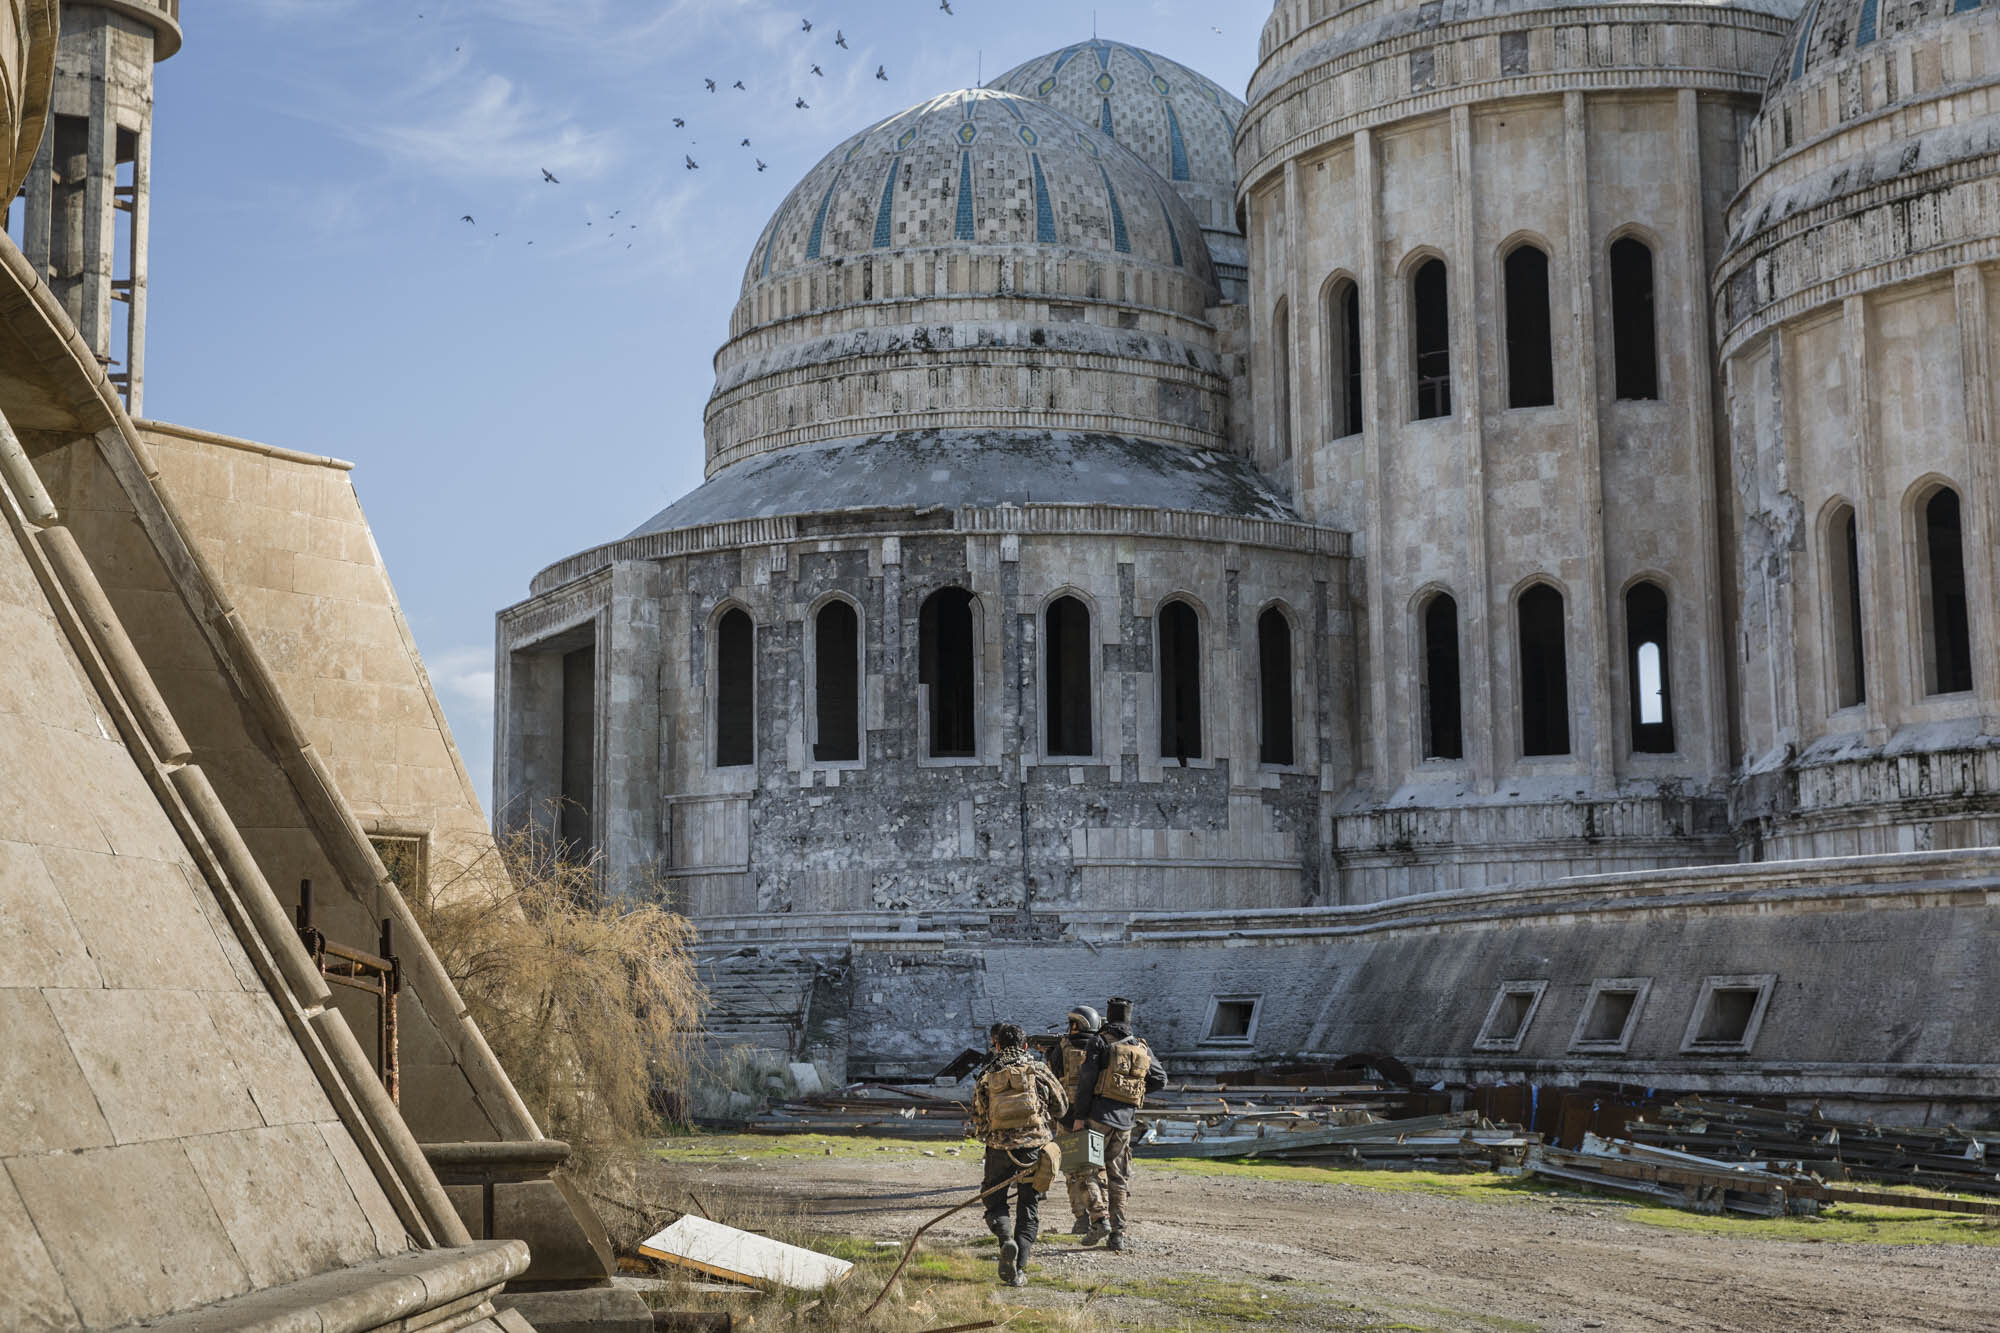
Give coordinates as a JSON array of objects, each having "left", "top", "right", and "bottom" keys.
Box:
[
  {"left": 1106, "top": 1215, "right": 1128, "bottom": 1253},
  {"left": 1008, "top": 1236, "right": 1032, "bottom": 1287},
  {"left": 989, "top": 1215, "right": 1017, "bottom": 1283},
  {"left": 1071, "top": 1214, "right": 1091, "bottom": 1237},
  {"left": 1080, "top": 1217, "right": 1110, "bottom": 1247}
]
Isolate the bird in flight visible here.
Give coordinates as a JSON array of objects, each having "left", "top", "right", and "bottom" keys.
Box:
[
  {"left": 541, "top": 167, "right": 559, "bottom": 183},
  {"left": 811, "top": 63, "right": 824, "bottom": 76},
  {"left": 741, "top": 137, "right": 752, "bottom": 146},
  {"left": 800, "top": 17, "right": 812, "bottom": 30},
  {"left": 876, "top": 64, "right": 888, "bottom": 80},
  {"left": 685, "top": 155, "right": 699, "bottom": 170},
  {"left": 835, "top": 30, "right": 848, "bottom": 47},
  {"left": 756, "top": 159, "right": 768, "bottom": 172},
  {"left": 673, "top": 117, "right": 686, "bottom": 128},
  {"left": 704, "top": 78, "right": 717, "bottom": 91},
  {"left": 460, "top": 214, "right": 474, "bottom": 223},
  {"left": 796, "top": 97, "right": 810, "bottom": 109},
  {"left": 733, "top": 80, "right": 746, "bottom": 90},
  {"left": 939, "top": 0, "right": 952, "bottom": 12}
]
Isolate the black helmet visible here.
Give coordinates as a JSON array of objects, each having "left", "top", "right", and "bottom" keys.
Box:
[
  {"left": 1067, "top": 1005, "right": 1101, "bottom": 1032},
  {"left": 1105, "top": 996, "right": 1134, "bottom": 1027}
]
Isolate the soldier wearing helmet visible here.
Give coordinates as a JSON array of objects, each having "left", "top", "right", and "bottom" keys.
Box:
[
  {"left": 1053, "top": 1005, "right": 1108, "bottom": 1241},
  {"left": 1068, "top": 996, "right": 1168, "bottom": 1252}
]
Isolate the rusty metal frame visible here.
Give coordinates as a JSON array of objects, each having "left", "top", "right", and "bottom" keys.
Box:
[{"left": 295, "top": 880, "right": 402, "bottom": 1102}]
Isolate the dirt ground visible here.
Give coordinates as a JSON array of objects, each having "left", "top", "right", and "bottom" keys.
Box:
[{"left": 661, "top": 1140, "right": 2000, "bottom": 1332}]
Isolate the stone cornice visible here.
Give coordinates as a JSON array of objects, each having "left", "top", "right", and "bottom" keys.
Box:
[
  {"left": 1237, "top": 6, "right": 1786, "bottom": 195},
  {"left": 525, "top": 503, "right": 1351, "bottom": 599}
]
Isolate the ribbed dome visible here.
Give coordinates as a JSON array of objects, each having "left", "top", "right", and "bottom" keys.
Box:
[
  {"left": 988, "top": 41, "right": 1245, "bottom": 240},
  {"left": 738, "top": 88, "right": 1212, "bottom": 304},
  {"left": 1768, "top": 0, "right": 1983, "bottom": 92}
]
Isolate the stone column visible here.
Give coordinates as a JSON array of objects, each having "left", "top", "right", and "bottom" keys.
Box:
[{"left": 1451, "top": 103, "right": 1497, "bottom": 790}]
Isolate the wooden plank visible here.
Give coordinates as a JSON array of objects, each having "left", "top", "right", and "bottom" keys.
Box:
[
  {"left": 638, "top": 1217, "right": 855, "bottom": 1291},
  {"left": 1138, "top": 1112, "right": 1479, "bottom": 1160}
]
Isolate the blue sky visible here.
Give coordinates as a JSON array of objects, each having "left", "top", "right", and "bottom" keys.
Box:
[{"left": 142, "top": 0, "right": 1262, "bottom": 808}]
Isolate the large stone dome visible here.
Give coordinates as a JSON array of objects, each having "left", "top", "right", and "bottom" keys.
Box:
[
  {"left": 708, "top": 88, "right": 1231, "bottom": 476},
  {"left": 988, "top": 41, "right": 1247, "bottom": 295}
]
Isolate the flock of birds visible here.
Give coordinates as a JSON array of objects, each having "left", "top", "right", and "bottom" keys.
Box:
[{"left": 452, "top": 9, "right": 965, "bottom": 249}]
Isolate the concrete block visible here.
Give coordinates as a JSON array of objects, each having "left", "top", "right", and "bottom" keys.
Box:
[
  {"left": 318, "top": 1121, "right": 418, "bottom": 1254},
  {"left": 0, "top": 1169, "right": 77, "bottom": 1332},
  {"left": 0, "top": 989, "right": 114, "bottom": 1154},
  {"left": 40, "top": 845, "right": 239, "bottom": 991},
  {"left": 182, "top": 1124, "right": 385, "bottom": 1286},
  {"left": 200, "top": 990, "right": 337, "bottom": 1128},
  {"left": 7, "top": 1140, "right": 251, "bottom": 1326},
  {"left": 43, "top": 986, "right": 264, "bottom": 1144},
  {"left": 496, "top": 1285, "right": 654, "bottom": 1333},
  {"left": 0, "top": 838, "right": 101, "bottom": 988}
]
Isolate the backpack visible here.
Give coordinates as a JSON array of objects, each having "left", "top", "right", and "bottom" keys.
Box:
[
  {"left": 1058, "top": 1041, "right": 1090, "bottom": 1097},
  {"left": 1093, "top": 1038, "right": 1153, "bottom": 1107},
  {"left": 985, "top": 1063, "right": 1042, "bottom": 1131}
]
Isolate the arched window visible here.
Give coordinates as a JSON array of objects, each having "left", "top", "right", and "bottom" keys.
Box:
[
  {"left": 1045, "top": 595, "right": 1093, "bottom": 757},
  {"left": 919, "top": 588, "right": 978, "bottom": 757},
  {"left": 1504, "top": 244, "right": 1554, "bottom": 408},
  {"left": 1327, "top": 277, "right": 1363, "bottom": 439},
  {"left": 1158, "top": 600, "right": 1203, "bottom": 762},
  {"left": 1273, "top": 299, "right": 1293, "bottom": 459},
  {"left": 1421, "top": 593, "right": 1463, "bottom": 760},
  {"left": 1625, "top": 581, "right": 1675, "bottom": 754},
  {"left": 1609, "top": 237, "right": 1658, "bottom": 400},
  {"left": 1919, "top": 486, "right": 1973, "bottom": 695},
  {"left": 813, "top": 600, "right": 860, "bottom": 763},
  {"left": 1827, "top": 504, "right": 1867, "bottom": 708},
  {"left": 714, "top": 608, "right": 755, "bottom": 768},
  {"left": 1411, "top": 258, "right": 1452, "bottom": 420},
  {"left": 1258, "top": 607, "right": 1295, "bottom": 766},
  {"left": 1518, "top": 585, "right": 1570, "bottom": 756}
]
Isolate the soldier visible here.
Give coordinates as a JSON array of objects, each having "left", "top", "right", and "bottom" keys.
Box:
[
  {"left": 1066, "top": 996, "right": 1168, "bottom": 1252},
  {"left": 1053, "top": 1005, "right": 1109, "bottom": 1241},
  {"left": 970, "top": 1021, "right": 1068, "bottom": 1286}
]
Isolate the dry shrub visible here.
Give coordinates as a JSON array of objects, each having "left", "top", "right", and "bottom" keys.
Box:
[{"left": 414, "top": 820, "right": 702, "bottom": 1169}]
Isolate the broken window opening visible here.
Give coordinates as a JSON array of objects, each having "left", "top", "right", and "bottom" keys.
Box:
[
  {"left": 1045, "top": 595, "right": 1094, "bottom": 757},
  {"left": 1411, "top": 258, "right": 1452, "bottom": 420},
  {"left": 813, "top": 600, "right": 861, "bottom": 763},
  {"left": 1203, "top": 995, "right": 1261, "bottom": 1043},
  {"left": 920, "top": 587, "right": 978, "bottom": 758},
  {"left": 714, "top": 609, "right": 755, "bottom": 768},
  {"left": 1504, "top": 244, "right": 1555, "bottom": 408},
  {"left": 1421, "top": 592, "right": 1464, "bottom": 761},
  {"left": 1681, "top": 974, "right": 1775, "bottom": 1053},
  {"left": 1827, "top": 505, "right": 1868, "bottom": 708},
  {"left": 1610, "top": 237, "right": 1658, "bottom": 400},
  {"left": 1571, "top": 978, "right": 1650, "bottom": 1051},
  {"left": 1474, "top": 981, "right": 1547, "bottom": 1052},
  {"left": 1158, "top": 599, "right": 1203, "bottom": 763},
  {"left": 1919, "top": 486, "right": 1973, "bottom": 695},
  {"left": 1328, "top": 277, "right": 1363, "bottom": 438},
  {"left": 1258, "top": 607, "right": 1296, "bottom": 766},
  {"left": 1517, "top": 584, "right": 1571, "bottom": 757},
  {"left": 1626, "top": 581, "right": 1675, "bottom": 754}
]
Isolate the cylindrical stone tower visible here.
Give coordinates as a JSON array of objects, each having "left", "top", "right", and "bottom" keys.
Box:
[
  {"left": 1716, "top": 0, "right": 2000, "bottom": 859},
  {"left": 18, "top": 0, "right": 181, "bottom": 414},
  {"left": 1238, "top": 0, "right": 1798, "bottom": 899}
]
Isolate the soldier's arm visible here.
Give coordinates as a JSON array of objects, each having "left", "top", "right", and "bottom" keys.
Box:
[
  {"left": 1145, "top": 1051, "right": 1169, "bottom": 1094},
  {"left": 1040, "top": 1066, "right": 1070, "bottom": 1121},
  {"left": 1070, "top": 1046, "right": 1104, "bottom": 1125},
  {"left": 970, "top": 1077, "right": 990, "bottom": 1139}
]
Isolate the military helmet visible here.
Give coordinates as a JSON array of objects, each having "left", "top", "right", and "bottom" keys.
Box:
[
  {"left": 1067, "top": 1005, "right": 1101, "bottom": 1032},
  {"left": 1105, "top": 996, "right": 1134, "bottom": 1027}
]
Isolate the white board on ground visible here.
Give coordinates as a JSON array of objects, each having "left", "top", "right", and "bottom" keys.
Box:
[
  {"left": 789, "top": 1062, "right": 824, "bottom": 1094},
  {"left": 638, "top": 1216, "right": 855, "bottom": 1291}
]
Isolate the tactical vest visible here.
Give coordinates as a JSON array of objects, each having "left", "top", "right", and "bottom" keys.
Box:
[
  {"left": 1058, "top": 1041, "right": 1090, "bottom": 1098},
  {"left": 1092, "top": 1038, "right": 1153, "bottom": 1107},
  {"left": 985, "top": 1064, "right": 1042, "bottom": 1130}
]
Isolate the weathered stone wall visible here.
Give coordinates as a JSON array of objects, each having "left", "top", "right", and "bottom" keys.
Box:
[
  {"left": 1717, "top": 0, "right": 2000, "bottom": 859},
  {"left": 499, "top": 505, "right": 1353, "bottom": 919},
  {"left": 1238, "top": 0, "right": 1794, "bottom": 895}
]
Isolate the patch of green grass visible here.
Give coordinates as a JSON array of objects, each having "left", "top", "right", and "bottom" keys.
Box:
[
  {"left": 654, "top": 1130, "right": 970, "bottom": 1161},
  {"left": 1626, "top": 1200, "right": 2000, "bottom": 1246},
  {"left": 1147, "top": 1157, "right": 1561, "bottom": 1204}
]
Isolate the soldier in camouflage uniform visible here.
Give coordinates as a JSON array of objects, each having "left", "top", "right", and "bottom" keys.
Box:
[
  {"left": 1053, "top": 1005, "right": 1110, "bottom": 1241},
  {"left": 971, "top": 1021, "right": 1068, "bottom": 1286},
  {"left": 1068, "top": 997, "right": 1168, "bottom": 1253}
]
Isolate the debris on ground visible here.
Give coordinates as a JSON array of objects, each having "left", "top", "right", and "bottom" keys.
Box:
[{"left": 639, "top": 1215, "right": 856, "bottom": 1290}]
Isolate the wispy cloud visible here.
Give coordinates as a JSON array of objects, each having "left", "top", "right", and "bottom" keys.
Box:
[
  {"left": 430, "top": 647, "right": 497, "bottom": 711},
  {"left": 361, "top": 69, "right": 619, "bottom": 182}
]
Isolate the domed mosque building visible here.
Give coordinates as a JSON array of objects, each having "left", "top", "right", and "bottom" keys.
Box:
[{"left": 503, "top": 15, "right": 2000, "bottom": 1107}]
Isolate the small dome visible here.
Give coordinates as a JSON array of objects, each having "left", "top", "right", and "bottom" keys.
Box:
[
  {"left": 1767, "top": 0, "right": 1980, "bottom": 93},
  {"left": 988, "top": 41, "right": 1245, "bottom": 241},
  {"left": 738, "top": 88, "right": 1212, "bottom": 307}
]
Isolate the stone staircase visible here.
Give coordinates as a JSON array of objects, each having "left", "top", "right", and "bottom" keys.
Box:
[{"left": 696, "top": 950, "right": 826, "bottom": 1058}]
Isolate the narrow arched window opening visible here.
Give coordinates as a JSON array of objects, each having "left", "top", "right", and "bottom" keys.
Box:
[
  {"left": 1412, "top": 258, "right": 1452, "bottom": 420},
  {"left": 1328, "top": 278, "right": 1363, "bottom": 439},
  {"left": 559, "top": 645, "right": 596, "bottom": 857},
  {"left": 715, "top": 608, "right": 755, "bottom": 768},
  {"left": 1045, "top": 596, "right": 1093, "bottom": 757},
  {"left": 813, "top": 600, "right": 860, "bottom": 763},
  {"left": 1828, "top": 505, "right": 1867, "bottom": 708},
  {"left": 1258, "top": 608, "right": 1295, "bottom": 766},
  {"left": 919, "top": 588, "right": 978, "bottom": 757},
  {"left": 1626, "top": 581, "right": 1675, "bottom": 754},
  {"left": 1504, "top": 244, "right": 1554, "bottom": 409},
  {"left": 1919, "top": 487, "right": 1973, "bottom": 695},
  {"left": 1518, "top": 585, "right": 1571, "bottom": 756},
  {"left": 1273, "top": 300, "right": 1293, "bottom": 459},
  {"left": 1158, "top": 600, "right": 1203, "bottom": 763},
  {"left": 1421, "top": 594, "right": 1463, "bottom": 761},
  {"left": 1610, "top": 237, "right": 1658, "bottom": 400}
]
